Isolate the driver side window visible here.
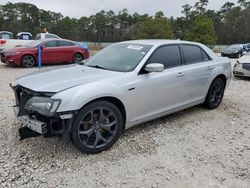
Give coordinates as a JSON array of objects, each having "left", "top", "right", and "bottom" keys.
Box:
[{"left": 147, "top": 45, "right": 182, "bottom": 69}]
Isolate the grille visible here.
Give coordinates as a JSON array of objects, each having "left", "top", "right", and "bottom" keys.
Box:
[{"left": 242, "top": 63, "right": 250, "bottom": 71}]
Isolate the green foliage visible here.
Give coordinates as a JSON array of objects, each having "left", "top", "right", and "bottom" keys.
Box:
[
  {"left": 133, "top": 13, "right": 174, "bottom": 39},
  {"left": 0, "top": 1, "right": 250, "bottom": 44},
  {"left": 184, "top": 15, "right": 216, "bottom": 46}
]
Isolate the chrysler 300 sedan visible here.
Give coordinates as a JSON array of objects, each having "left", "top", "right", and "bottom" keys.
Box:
[{"left": 11, "top": 40, "right": 231, "bottom": 154}]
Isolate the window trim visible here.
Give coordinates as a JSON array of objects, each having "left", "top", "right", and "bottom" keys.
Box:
[
  {"left": 180, "top": 44, "right": 212, "bottom": 65},
  {"left": 139, "top": 44, "right": 184, "bottom": 75}
]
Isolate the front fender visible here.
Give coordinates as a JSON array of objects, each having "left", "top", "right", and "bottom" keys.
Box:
[{"left": 51, "top": 82, "right": 126, "bottom": 112}]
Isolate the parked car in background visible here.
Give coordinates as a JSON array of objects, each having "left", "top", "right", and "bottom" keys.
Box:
[
  {"left": 17, "top": 32, "right": 33, "bottom": 40},
  {"left": 0, "top": 32, "right": 61, "bottom": 52},
  {"left": 0, "top": 31, "right": 13, "bottom": 39},
  {"left": 221, "top": 44, "right": 243, "bottom": 58},
  {"left": 35, "top": 33, "right": 61, "bottom": 40},
  {"left": 233, "top": 52, "right": 250, "bottom": 77},
  {"left": 0, "top": 31, "right": 14, "bottom": 52},
  {"left": 11, "top": 40, "right": 231, "bottom": 153},
  {"left": 0, "top": 39, "right": 89, "bottom": 67},
  {"left": 245, "top": 43, "right": 250, "bottom": 52}
]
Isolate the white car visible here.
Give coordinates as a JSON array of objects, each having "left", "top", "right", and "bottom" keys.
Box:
[
  {"left": 233, "top": 52, "right": 250, "bottom": 77},
  {"left": 0, "top": 33, "right": 61, "bottom": 52},
  {"left": 35, "top": 33, "right": 61, "bottom": 40}
]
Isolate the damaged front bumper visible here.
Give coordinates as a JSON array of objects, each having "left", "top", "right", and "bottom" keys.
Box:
[{"left": 11, "top": 84, "right": 76, "bottom": 142}]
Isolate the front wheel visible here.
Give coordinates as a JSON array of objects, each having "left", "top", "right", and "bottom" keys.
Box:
[
  {"left": 72, "top": 101, "right": 123, "bottom": 154},
  {"left": 204, "top": 78, "right": 225, "bottom": 109},
  {"left": 20, "top": 55, "right": 35, "bottom": 68},
  {"left": 72, "top": 53, "right": 83, "bottom": 64}
]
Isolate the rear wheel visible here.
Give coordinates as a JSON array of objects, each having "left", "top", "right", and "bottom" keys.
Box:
[
  {"left": 73, "top": 53, "right": 83, "bottom": 63},
  {"left": 20, "top": 55, "right": 35, "bottom": 68},
  {"left": 72, "top": 101, "right": 123, "bottom": 154},
  {"left": 204, "top": 78, "right": 225, "bottom": 109}
]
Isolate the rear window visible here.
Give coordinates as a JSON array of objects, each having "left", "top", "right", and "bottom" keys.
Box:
[{"left": 182, "top": 45, "right": 208, "bottom": 64}]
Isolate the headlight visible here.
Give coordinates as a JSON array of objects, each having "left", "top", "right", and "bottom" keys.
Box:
[
  {"left": 6, "top": 52, "right": 21, "bottom": 56},
  {"left": 25, "top": 97, "right": 61, "bottom": 117},
  {"left": 233, "top": 50, "right": 239, "bottom": 53}
]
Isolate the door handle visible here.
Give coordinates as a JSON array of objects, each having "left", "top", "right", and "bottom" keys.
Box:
[
  {"left": 207, "top": 66, "right": 214, "bottom": 70},
  {"left": 176, "top": 72, "right": 185, "bottom": 77}
]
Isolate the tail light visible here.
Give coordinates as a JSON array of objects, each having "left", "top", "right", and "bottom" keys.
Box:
[{"left": 0, "top": 40, "right": 7, "bottom": 45}]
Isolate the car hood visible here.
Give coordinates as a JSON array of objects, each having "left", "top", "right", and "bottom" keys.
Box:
[
  {"left": 16, "top": 64, "right": 121, "bottom": 93},
  {"left": 238, "top": 55, "right": 250, "bottom": 63}
]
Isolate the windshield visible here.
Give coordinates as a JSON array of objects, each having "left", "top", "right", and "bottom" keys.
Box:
[
  {"left": 25, "top": 40, "right": 43, "bottom": 48},
  {"left": 228, "top": 45, "right": 241, "bottom": 49},
  {"left": 84, "top": 43, "right": 153, "bottom": 72}
]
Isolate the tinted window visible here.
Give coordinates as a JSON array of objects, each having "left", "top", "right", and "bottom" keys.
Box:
[
  {"left": 147, "top": 45, "right": 182, "bottom": 68},
  {"left": 57, "top": 40, "right": 75, "bottom": 47},
  {"left": 182, "top": 45, "right": 203, "bottom": 64},
  {"left": 44, "top": 41, "right": 57, "bottom": 48}
]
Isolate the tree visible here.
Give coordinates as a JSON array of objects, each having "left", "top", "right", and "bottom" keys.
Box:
[
  {"left": 133, "top": 12, "right": 174, "bottom": 39},
  {"left": 184, "top": 15, "right": 216, "bottom": 46}
]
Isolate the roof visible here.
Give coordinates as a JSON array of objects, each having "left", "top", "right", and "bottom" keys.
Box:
[
  {"left": 121, "top": 39, "right": 201, "bottom": 46},
  {"left": 17, "top": 32, "right": 33, "bottom": 36},
  {"left": 0, "top": 31, "right": 13, "bottom": 34}
]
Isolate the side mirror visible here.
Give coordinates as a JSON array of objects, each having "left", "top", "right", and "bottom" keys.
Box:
[{"left": 145, "top": 63, "right": 164, "bottom": 73}]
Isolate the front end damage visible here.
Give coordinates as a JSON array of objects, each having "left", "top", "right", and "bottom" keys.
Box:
[{"left": 10, "top": 84, "right": 75, "bottom": 142}]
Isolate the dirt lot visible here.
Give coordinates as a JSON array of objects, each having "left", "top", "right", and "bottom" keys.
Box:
[{"left": 0, "top": 59, "right": 250, "bottom": 188}]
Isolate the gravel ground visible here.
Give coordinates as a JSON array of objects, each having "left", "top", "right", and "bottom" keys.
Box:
[{"left": 0, "top": 60, "right": 250, "bottom": 188}]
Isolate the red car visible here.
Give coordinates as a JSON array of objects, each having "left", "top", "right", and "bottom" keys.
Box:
[{"left": 0, "top": 39, "right": 89, "bottom": 68}]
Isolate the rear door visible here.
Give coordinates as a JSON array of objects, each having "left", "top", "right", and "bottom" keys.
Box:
[
  {"left": 56, "top": 40, "right": 76, "bottom": 62},
  {"left": 180, "top": 44, "right": 214, "bottom": 101}
]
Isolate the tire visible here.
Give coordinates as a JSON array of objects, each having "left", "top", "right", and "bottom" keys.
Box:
[
  {"left": 72, "top": 101, "right": 124, "bottom": 154},
  {"left": 204, "top": 78, "right": 225, "bottom": 109},
  {"left": 20, "top": 55, "right": 35, "bottom": 68},
  {"left": 72, "top": 53, "right": 83, "bottom": 63},
  {"left": 237, "top": 53, "right": 241, "bottom": 59}
]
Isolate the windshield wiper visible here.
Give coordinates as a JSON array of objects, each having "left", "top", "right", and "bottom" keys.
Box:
[{"left": 86, "top": 64, "right": 108, "bottom": 70}]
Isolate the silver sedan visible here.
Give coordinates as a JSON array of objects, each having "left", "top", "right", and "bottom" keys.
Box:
[{"left": 11, "top": 40, "right": 231, "bottom": 154}]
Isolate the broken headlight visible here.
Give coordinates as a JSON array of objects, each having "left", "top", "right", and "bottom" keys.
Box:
[{"left": 25, "top": 97, "right": 60, "bottom": 117}]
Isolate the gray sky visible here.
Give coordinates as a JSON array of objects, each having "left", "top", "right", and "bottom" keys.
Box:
[{"left": 1, "top": 0, "right": 239, "bottom": 18}]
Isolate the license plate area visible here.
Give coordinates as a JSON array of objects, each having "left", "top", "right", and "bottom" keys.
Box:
[{"left": 18, "top": 116, "right": 47, "bottom": 134}]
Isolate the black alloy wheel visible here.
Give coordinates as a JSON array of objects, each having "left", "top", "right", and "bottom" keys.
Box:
[
  {"left": 204, "top": 78, "right": 225, "bottom": 109},
  {"left": 72, "top": 101, "right": 123, "bottom": 154}
]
